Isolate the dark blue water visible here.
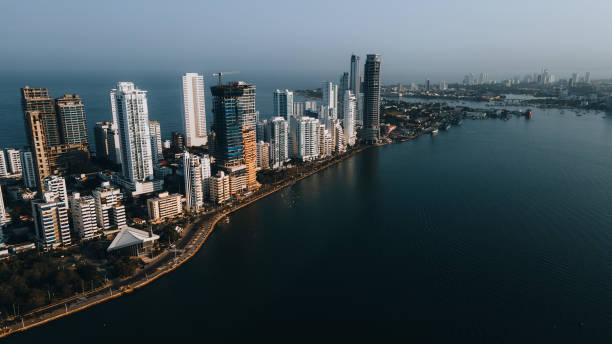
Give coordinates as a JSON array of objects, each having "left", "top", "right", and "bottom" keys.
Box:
[{"left": 0, "top": 71, "right": 320, "bottom": 148}]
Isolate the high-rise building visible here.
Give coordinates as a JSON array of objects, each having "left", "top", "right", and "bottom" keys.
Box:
[
  {"left": 343, "top": 90, "right": 356, "bottom": 146},
  {"left": 334, "top": 122, "right": 346, "bottom": 153},
  {"left": 363, "top": 54, "right": 382, "bottom": 144},
  {"left": 269, "top": 117, "right": 289, "bottom": 168},
  {"left": 149, "top": 121, "right": 163, "bottom": 165},
  {"left": 440, "top": 80, "right": 448, "bottom": 91},
  {"left": 20, "top": 150, "right": 37, "bottom": 189},
  {"left": 93, "top": 182, "right": 126, "bottom": 230},
  {"left": 147, "top": 192, "right": 183, "bottom": 221},
  {"left": 322, "top": 81, "right": 339, "bottom": 119},
  {"left": 183, "top": 152, "right": 211, "bottom": 211},
  {"left": 94, "top": 121, "right": 121, "bottom": 164},
  {"left": 211, "top": 83, "right": 248, "bottom": 166},
  {"left": 238, "top": 82, "right": 257, "bottom": 130},
  {"left": 339, "top": 72, "right": 349, "bottom": 118},
  {"left": 585, "top": 72, "right": 591, "bottom": 84},
  {"left": 350, "top": 54, "right": 360, "bottom": 96},
  {"left": 296, "top": 117, "right": 319, "bottom": 162},
  {"left": 242, "top": 127, "right": 259, "bottom": 191},
  {"left": 55, "top": 94, "right": 88, "bottom": 145},
  {"left": 70, "top": 193, "right": 98, "bottom": 240},
  {"left": 273, "top": 89, "right": 294, "bottom": 120},
  {"left": 5, "top": 149, "right": 22, "bottom": 175},
  {"left": 182, "top": 73, "right": 208, "bottom": 147},
  {"left": 256, "top": 141, "right": 270, "bottom": 170},
  {"left": 209, "top": 171, "right": 231, "bottom": 204},
  {"left": 0, "top": 151, "right": 8, "bottom": 178},
  {"left": 110, "top": 82, "right": 156, "bottom": 190},
  {"left": 21, "top": 87, "right": 61, "bottom": 146},
  {"left": 0, "top": 185, "right": 11, "bottom": 228},
  {"left": 23, "top": 110, "right": 51, "bottom": 190},
  {"left": 293, "top": 102, "right": 305, "bottom": 118},
  {"left": 32, "top": 191, "right": 71, "bottom": 248}
]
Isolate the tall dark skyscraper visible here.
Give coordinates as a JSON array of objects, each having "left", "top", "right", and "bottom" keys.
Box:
[
  {"left": 349, "top": 54, "right": 360, "bottom": 96},
  {"left": 363, "top": 54, "right": 381, "bottom": 144},
  {"left": 210, "top": 81, "right": 259, "bottom": 194}
]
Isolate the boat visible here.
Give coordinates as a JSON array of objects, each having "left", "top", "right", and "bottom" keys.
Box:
[
  {"left": 431, "top": 129, "right": 439, "bottom": 135},
  {"left": 525, "top": 109, "right": 532, "bottom": 119}
]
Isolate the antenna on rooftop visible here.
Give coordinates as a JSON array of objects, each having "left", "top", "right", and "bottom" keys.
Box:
[{"left": 212, "top": 71, "right": 240, "bottom": 87}]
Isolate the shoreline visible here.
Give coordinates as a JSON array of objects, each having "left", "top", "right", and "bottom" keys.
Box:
[{"left": 0, "top": 144, "right": 374, "bottom": 339}]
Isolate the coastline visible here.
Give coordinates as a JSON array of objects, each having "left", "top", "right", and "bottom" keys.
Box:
[{"left": 0, "top": 144, "right": 375, "bottom": 339}]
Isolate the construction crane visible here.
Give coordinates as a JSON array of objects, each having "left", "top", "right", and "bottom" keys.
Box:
[{"left": 212, "top": 71, "right": 240, "bottom": 86}]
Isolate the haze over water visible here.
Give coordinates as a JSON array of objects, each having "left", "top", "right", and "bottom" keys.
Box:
[{"left": 7, "top": 105, "right": 612, "bottom": 342}]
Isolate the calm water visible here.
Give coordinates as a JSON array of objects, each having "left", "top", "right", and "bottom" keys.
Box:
[{"left": 4, "top": 104, "right": 612, "bottom": 342}]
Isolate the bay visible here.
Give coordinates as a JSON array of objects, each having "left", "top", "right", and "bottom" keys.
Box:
[{"left": 5, "top": 103, "right": 612, "bottom": 342}]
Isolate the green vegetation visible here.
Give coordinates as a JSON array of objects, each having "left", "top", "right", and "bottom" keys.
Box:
[
  {"left": 109, "top": 256, "right": 142, "bottom": 278},
  {"left": 0, "top": 251, "right": 106, "bottom": 316}
]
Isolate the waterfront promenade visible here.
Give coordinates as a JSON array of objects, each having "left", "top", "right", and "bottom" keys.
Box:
[{"left": 0, "top": 144, "right": 372, "bottom": 339}]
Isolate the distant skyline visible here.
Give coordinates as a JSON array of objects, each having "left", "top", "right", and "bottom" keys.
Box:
[{"left": 2, "top": 0, "right": 612, "bottom": 82}]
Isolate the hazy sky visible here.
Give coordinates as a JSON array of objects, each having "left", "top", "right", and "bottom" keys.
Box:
[{"left": 2, "top": 0, "right": 611, "bottom": 81}]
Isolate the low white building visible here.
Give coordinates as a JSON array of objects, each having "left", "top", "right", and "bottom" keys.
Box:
[{"left": 107, "top": 226, "right": 159, "bottom": 256}]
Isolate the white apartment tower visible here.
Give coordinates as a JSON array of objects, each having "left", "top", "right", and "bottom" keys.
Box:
[
  {"left": 93, "top": 182, "right": 126, "bottom": 230},
  {"left": 322, "top": 81, "right": 339, "bottom": 119},
  {"left": 343, "top": 90, "right": 356, "bottom": 146},
  {"left": 210, "top": 171, "right": 231, "bottom": 204},
  {"left": 269, "top": 117, "right": 289, "bottom": 168},
  {"left": 181, "top": 73, "right": 208, "bottom": 147},
  {"left": 296, "top": 117, "right": 319, "bottom": 162},
  {"left": 70, "top": 193, "right": 98, "bottom": 240},
  {"left": 110, "top": 82, "right": 155, "bottom": 184},
  {"left": 183, "top": 152, "right": 211, "bottom": 211},
  {"left": 149, "top": 121, "right": 163, "bottom": 165},
  {"left": 5, "top": 149, "right": 22, "bottom": 175},
  {"left": 32, "top": 192, "right": 71, "bottom": 248},
  {"left": 43, "top": 175, "right": 68, "bottom": 206}
]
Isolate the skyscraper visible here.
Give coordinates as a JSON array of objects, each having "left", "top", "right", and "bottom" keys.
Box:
[
  {"left": 338, "top": 72, "right": 349, "bottom": 118},
  {"left": 256, "top": 141, "right": 270, "bottom": 170},
  {"left": 296, "top": 117, "right": 319, "bottom": 161},
  {"left": 242, "top": 127, "right": 259, "bottom": 191},
  {"left": 93, "top": 182, "right": 126, "bottom": 230},
  {"left": 211, "top": 82, "right": 251, "bottom": 195},
  {"left": 273, "top": 89, "right": 294, "bottom": 120},
  {"left": 343, "top": 90, "right": 356, "bottom": 146},
  {"left": 110, "top": 82, "right": 155, "bottom": 185},
  {"left": 55, "top": 94, "right": 88, "bottom": 145},
  {"left": 269, "top": 117, "right": 289, "bottom": 169},
  {"left": 149, "top": 121, "right": 163, "bottom": 165},
  {"left": 183, "top": 152, "right": 209, "bottom": 211},
  {"left": 23, "top": 110, "right": 51, "bottom": 189},
  {"left": 21, "top": 87, "right": 61, "bottom": 146},
  {"left": 322, "top": 81, "right": 339, "bottom": 119},
  {"left": 363, "top": 54, "right": 382, "bottom": 144},
  {"left": 181, "top": 73, "right": 208, "bottom": 147},
  {"left": 70, "top": 193, "right": 97, "bottom": 240},
  {"left": 350, "top": 54, "right": 360, "bottom": 116}
]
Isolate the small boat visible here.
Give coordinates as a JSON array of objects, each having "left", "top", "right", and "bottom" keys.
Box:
[
  {"left": 525, "top": 109, "right": 532, "bottom": 119},
  {"left": 431, "top": 129, "right": 439, "bottom": 135}
]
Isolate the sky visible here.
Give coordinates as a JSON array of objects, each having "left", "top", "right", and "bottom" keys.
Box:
[{"left": 1, "top": 0, "right": 611, "bottom": 82}]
